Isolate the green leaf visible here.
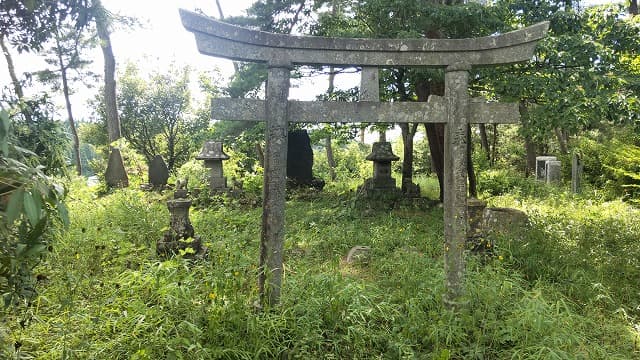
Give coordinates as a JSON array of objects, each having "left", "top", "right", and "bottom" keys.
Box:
[
  {"left": 57, "top": 202, "right": 70, "bottom": 228},
  {"left": 23, "top": 191, "right": 41, "bottom": 226},
  {"left": 5, "top": 188, "right": 24, "bottom": 224}
]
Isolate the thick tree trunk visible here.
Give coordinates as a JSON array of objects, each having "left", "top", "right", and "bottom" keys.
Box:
[
  {"left": 94, "top": 0, "right": 121, "bottom": 143},
  {"left": 555, "top": 127, "right": 568, "bottom": 154},
  {"left": 631, "top": 0, "right": 638, "bottom": 15},
  {"left": 417, "top": 79, "right": 446, "bottom": 202},
  {"left": 520, "top": 101, "right": 537, "bottom": 176},
  {"left": 359, "top": 127, "right": 365, "bottom": 143},
  {"left": 56, "top": 35, "right": 82, "bottom": 176},
  {"left": 478, "top": 124, "right": 490, "bottom": 160},
  {"left": 399, "top": 123, "right": 418, "bottom": 193}
]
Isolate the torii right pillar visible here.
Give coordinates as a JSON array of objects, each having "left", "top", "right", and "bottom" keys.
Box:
[{"left": 443, "top": 63, "right": 471, "bottom": 308}]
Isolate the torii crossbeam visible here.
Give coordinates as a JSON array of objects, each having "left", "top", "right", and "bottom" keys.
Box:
[{"left": 180, "top": 9, "right": 549, "bottom": 308}]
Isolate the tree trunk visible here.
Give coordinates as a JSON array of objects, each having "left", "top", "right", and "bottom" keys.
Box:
[
  {"left": 325, "top": 136, "right": 336, "bottom": 181},
  {"left": 490, "top": 124, "right": 498, "bottom": 167},
  {"left": 1, "top": 34, "right": 33, "bottom": 125},
  {"left": 359, "top": 127, "right": 365, "bottom": 143},
  {"left": 399, "top": 123, "right": 418, "bottom": 193},
  {"left": 55, "top": 34, "right": 82, "bottom": 176},
  {"left": 256, "top": 142, "right": 265, "bottom": 167},
  {"left": 94, "top": 0, "right": 121, "bottom": 143},
  {"left": 478, "top": 124, "right": 490, "bottom": 160},
  {"left": 555, "top": 127, "right": 568, "bottom": 154},
  {"left": 520, "top": 101, "right": 537, "bottom": 176},
  {"left": 630, "top": 0, "right": 638, "bottom": 15},
  {"left": 417, "top": 79, "right": 446, "bottom": 202},
  {"left": 467, "top": 125, "right": 477, "bottom": 198}
]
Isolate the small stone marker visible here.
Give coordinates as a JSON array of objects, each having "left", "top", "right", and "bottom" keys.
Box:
[
  {"left": 572, "top": 153, "right": 583, "bottom": 193},
  {"left": 157, "top": 180, "right": 204, "bottom": 257},
  {"left": 467, "top": 198, "right": 489, "bottom": 253},
  {"left": 148, "top": 155, "right": 169, "bottom": 188},
  {"left": 105, "top": 148, "right": 129, "bottom": 188},
  {"left": 483, "top": 207, "right": 528, "bottom": 237},
  {"left": 196, "top": 141, "right": 230, "bottom": 191},
  {"left": 545, "top": 160, "right": 562, "bottom": 184},
  {"left": 346, "top": 246, "right": 372, "bottom": 264},
  {"left": 535, "top": 156, "right": 557, "bottom": 181}
]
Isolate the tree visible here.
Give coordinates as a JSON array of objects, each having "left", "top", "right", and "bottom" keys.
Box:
[
  {"left": 36, "top": 21, "right": 96, "bottom": 176},
  {"left": 117, "top": 64, "right": 211, "bottom": 172}
]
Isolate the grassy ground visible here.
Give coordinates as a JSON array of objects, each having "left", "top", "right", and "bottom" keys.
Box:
[{"left": 1, "top": 176, "right": 639, "bottom": 359}]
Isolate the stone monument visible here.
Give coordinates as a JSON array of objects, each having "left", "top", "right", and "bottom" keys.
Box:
[
  {"left": 148, "top": 154, "right": 169, "bottom": 189},
  {"left": 196, "top": 141, "right": 230, "bottom": 192},
  {"left": 180, "top": 10, "right": 549, "bottom": 307},
  {"left": 572, "top": 153, "right": 583, "bottom": 193},
  {"left": 545, "top": 160, "right": 562, "bottom": 184},
  {"left": 157, "top": 180, "right": 204, "bottom": 257},
  {"left": 535, "top": 156, "right": 557, "bottom": 181},
  {"left": 105, "top": 148, "right": 129, "bottom": 188}
]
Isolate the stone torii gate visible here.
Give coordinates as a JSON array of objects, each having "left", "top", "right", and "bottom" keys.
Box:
[{"left": 180, "top": 9, "right": 549, "bottom": 308}]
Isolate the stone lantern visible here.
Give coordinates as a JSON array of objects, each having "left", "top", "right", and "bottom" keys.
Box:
[
  {"left": 196, "top": 141, "right": 230, "bottom": 191},
  {"left": 157, "top": 181, "right": 204, "bottom": 257},
  {"left": 365, "top": 142, "right": 400, "bottom": 190}
]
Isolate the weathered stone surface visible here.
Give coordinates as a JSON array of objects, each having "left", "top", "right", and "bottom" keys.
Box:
[
  {"left": 148, "top": 155, "right": 169, "bottom": 187},
  {"left": 105, "top": 148, "right": 129, "bottom": 188},
  {"left": 572, "top": 154, "right": 583, "bottom": 193},
  {"left": 467, "top": 198, "right": 487, "bottom": 238},
  {"left": 212, "top": 97, "right": 519, "bottom": 124},
  {"left": 483, "top": 207, "right": 528, "bottom": 236},
  {"left": 287, "top": 130, "right": 314, "bottom": 186},
  {"left": 258, "top": 65, "right": 291, "bottom": 307},
  {"left": 545, "top": 160, "right": 562, "bottom": 184},
  {"left": 535, "top": 156, "right": 557, "bottom": 181},
  {"left": 181, "top": 10, "right": 549, "bottom": 67},
  {"left": 157, "top": 188, "right": 204, "bottom": 257},
  {"left": 197, "top": 141, "right": 230, "bottom": 191},
  {"left": 346, "top": 246, "right": 372, "bottom": 264},
  {"left": 360, "top": 67, "right": 380, "bottom": 101},
  {"left": 442, "top": 64, "right": 470, "bottom": 308}
]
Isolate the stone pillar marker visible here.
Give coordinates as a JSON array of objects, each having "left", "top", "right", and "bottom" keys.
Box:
[
  {"left": 196, "top": 141, "right": 230, "bottom": 191},
  {"left": 572, "top": 153, "right": 583, "bottom": 193},
  {"left": 443, "top": 63, "right": 470, "bottom": 308},
  {"left": 180, "top": 9, "right": 549, "bottom": 308},
  {"left": 535, "top": 156, "right": 557, "bottom": 181},
  {"left": 546, "top": 160, "right": 562, "bottom": 184},
  {"left": 259, "top": 64, "right": 291, "bottom": 307}
]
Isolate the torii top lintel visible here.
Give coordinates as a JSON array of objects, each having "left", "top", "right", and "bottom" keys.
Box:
[{"left": 179, "top": 9, "right": 549, "bottom": 67}]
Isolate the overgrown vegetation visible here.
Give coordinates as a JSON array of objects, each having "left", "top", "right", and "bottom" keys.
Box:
[{"left": 1, "top": 167, "right": 639, "bottom": 358}]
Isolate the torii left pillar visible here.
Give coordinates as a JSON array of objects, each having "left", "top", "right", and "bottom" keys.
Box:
[{"left": 259, "top": 64, "right": 291, "bottom": 307}]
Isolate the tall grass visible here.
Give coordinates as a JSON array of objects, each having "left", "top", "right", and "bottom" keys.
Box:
[{"left": 1, "top": 177, "right": 639, "bottom": 359}]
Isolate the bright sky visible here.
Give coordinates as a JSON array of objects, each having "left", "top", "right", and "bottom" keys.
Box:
[{"left": 0, "top": 0, "right": 625, "bottom": 121}]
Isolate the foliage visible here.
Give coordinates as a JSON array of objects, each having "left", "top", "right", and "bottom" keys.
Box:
[
  {"left": 2, "top": 177, "right": 639, "bottom": 358},
  {"left": 0, "top": 0, "right": 90, "bottom": 52},
  {"left": 0, "top": 90, "right": 71, "bottom": 176},
  {"left": 114, "top": 63, "right": 211, "bottom": 172},
  {"left": 0, "top": 108, "right": 68, "bottom": 308}
]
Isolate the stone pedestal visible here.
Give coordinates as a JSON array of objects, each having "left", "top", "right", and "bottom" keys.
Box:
[
  {"left": 545, "top": 160, "right": 562, "bottom": 184},
  {"left": 157, "top": 188, "right": 204, "bottom": 257},
  {"left": 535, "top": 156, "right": 557, "bottom": 181},
  {"left": 196, "top": 141, "right": 230, "bottom": 192}
]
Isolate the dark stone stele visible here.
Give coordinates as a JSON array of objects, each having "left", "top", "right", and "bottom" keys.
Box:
[
  {"left": 148, "top": 154, "right": 169, "bottom": 188},
  {"left": 287, "top": 130, "right": 324, "bottom": 189},
  {"left": 105, "top": 148, "right": 129, "bottom": 188}
]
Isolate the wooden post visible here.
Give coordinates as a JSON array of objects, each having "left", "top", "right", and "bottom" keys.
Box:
[{"left": 259, "top": 64, "right": 291, "bottom": 307}]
